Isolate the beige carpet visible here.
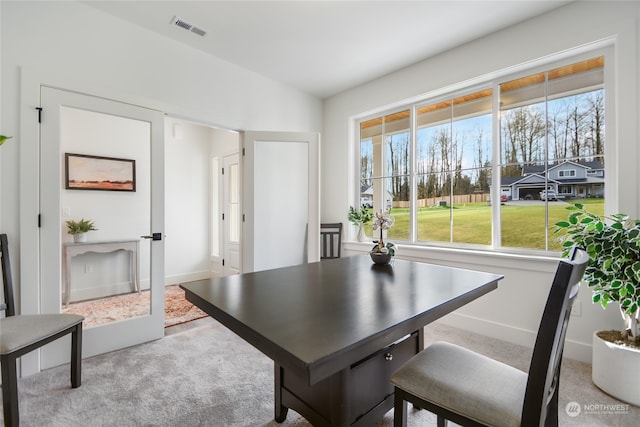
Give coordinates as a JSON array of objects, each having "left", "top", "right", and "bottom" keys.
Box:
[
  {"left": 3, "top": 320, "right": 638, "bottom": 426},
  {"left": 62, "top": 284, "right": 207, "bottom": 328}
]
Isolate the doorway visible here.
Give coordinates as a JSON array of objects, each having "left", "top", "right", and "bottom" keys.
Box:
[
  {"left": 164, "top": 118, "right": 240, "bottom": 281},
  {"left": 223, "top": 153, "right": 240, "bottom": 275}
]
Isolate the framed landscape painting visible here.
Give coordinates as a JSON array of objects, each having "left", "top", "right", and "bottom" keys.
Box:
[{"left": 65, "top": 153, "right": 136, "bottom": 192}]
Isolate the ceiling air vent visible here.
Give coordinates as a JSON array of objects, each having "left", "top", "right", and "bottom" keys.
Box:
[
  {"left": 170, "top": 16, "right": 207, "bottom": 37},
  {"left": 190, "top": 26, "right": 207, "bottom": 37}
]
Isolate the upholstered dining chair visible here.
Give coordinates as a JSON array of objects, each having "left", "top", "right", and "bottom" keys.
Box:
[
  {"left": 391, "top": 247, "right": 588, "bottom": 427},
  {"left": 320, "top": 223, "right": 343, "bottom": 259},
  {"left": 0, "top": 233, "right": 84, "bottom": 427}
]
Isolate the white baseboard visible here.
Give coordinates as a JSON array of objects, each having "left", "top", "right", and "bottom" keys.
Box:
[
  {"left": 70, "top": 281, "right": 138, "bottom": 302},
  {"left": 437, "top": 312, "right": 592, "bottom": 364},
  {"left": 164, "top": 271, "right": 211, "bottom": 286}
]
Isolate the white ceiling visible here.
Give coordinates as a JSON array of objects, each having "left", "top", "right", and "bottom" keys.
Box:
[{"left": 86, "top": 1, "right": 572, "bottom": 99}]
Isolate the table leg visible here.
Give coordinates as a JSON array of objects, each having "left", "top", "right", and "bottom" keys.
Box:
[
  {"left": 63, "top": 249, "right": 71, "bottom": 306},
  {"left": 135, "top": 241, "right": 140, "bottom": 293},
  {"left": 329, "top": 369, "right": 349, "bottom": 426},
  {"left": 274, "top": 363, "right": 289, "bottom": 422}
]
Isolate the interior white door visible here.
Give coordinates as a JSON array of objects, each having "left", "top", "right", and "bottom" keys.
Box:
[
  {"left": 223, "top": 153, "right": 240, "bottom": 275},
  {"left": 38, "top": 86, "right": 165, "bottom": 367},
  {"left": 242, "top": 131, "right": 320, "bottom": 273}
]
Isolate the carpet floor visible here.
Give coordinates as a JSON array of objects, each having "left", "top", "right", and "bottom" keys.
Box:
[
  {"left": 2, "top": 319, "right": 638, "bottom": 426},
  {"left": 62, "top": 284, "right": 207, "bottom": 328}
]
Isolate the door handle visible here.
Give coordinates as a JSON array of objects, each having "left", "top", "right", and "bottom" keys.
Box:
[{"left": 141, "top": 233, "right": 162, "bottom": 241}]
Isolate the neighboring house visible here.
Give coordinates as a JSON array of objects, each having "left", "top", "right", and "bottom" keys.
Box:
[
  {"left": 360, "top": 185, "right": 393, "bottom": 210},
  {"left": 496, "top": 160, "right": 605, "bottom": 201}
]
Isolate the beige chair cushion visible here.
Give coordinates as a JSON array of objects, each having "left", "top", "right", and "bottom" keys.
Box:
[
  {"left": 0, "top": 314, "right": 84, "bottom": 354},
  {"left": 391, "top": 341, "right": 527, "bottom": 427}
]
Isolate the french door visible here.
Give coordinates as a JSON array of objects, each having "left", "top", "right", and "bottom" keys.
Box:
[
  {"left": 241, "top": 131, "right": 320, "bottom": 272},
  {"left": 38, "top": 87, "right": 165, "bottom": 367}
]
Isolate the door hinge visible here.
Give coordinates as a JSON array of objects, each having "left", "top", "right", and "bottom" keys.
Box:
[
  {"left": 222, "top": 259, "right": 225, "bottom": 266},
  {"left": 222, "top": 213, "right": 225, "bottom": 220},
  {"left": 36, "top": 107, "right": 43, "bottom": 123},
  {"left": 242, "top": 214, "right": 245, "bottom": 222},
  {"left": 221, "top": 167, "right": 224, "bottom": 175},
  {"left": 38, "top": 214, "right": 41, "bottom": 228},
  {"left": 242, "top": 147, "right": 246, "bottom": 156}
]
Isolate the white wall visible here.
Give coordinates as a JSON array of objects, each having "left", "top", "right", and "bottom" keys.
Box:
[
  {"left": 322, "top": 1, "right": 640, "bottom": 362},
  {"left": 165, "top": 118, "right": 214, "bottom": 286},
  {"left": 0, "top": 1, "right": 321, "bottom": 308}
]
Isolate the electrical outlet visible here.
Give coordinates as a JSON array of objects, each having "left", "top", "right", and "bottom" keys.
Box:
[
  {"left": 84, "top": 264, "right": 93, "bottom": 273},
  {"left": 571, "top": 301, "right": 581, "bottom": 316}
]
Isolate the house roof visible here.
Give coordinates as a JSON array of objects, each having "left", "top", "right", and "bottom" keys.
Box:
[{"left": 522, "top": 160, "right": 603, "bottom": 175}]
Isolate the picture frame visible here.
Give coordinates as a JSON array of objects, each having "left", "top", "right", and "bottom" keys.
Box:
[{"left": 65, "top": 153, "right": 136, "bottom": 192}]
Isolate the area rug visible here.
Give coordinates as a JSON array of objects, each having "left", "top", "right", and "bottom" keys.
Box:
[
  {"left": 163, "top": 284, "right": 208, "bottom": 327},
  {"left": 62, "top": 284, "right": 207, "bottom": 328}
]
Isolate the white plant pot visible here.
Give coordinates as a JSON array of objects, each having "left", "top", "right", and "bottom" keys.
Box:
[
  {"left": 73, "top": 233, "right": 87, "bottom": 243},
  {"left": 592, "top": 331, "right": 640, "bottom": 406}
]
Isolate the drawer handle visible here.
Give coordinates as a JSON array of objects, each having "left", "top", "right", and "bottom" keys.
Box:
[{"left": 385, "top": 353, "right": 393, "bottom": 361}]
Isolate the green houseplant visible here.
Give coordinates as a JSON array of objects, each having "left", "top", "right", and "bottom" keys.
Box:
[
  {"left": 348, "top": 205, "right": 373, "bottom": 242},
  {"left": 555, "top": 203, "right": 640, "bottom": 406},
  {"left": 66, "top": 218, "right": 97, "bottom": 243},
  {"left": 555, "top": 203, "right": 640, "bottom": 344}
]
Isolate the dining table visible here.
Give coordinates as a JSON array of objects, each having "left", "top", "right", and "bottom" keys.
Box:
[{"left": 181, "top": 255, "right": 503, "bottom": 426}]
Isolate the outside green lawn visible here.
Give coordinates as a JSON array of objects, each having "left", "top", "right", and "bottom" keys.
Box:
[{"left": 363, "top": 199, "right": 604, "bottom": 251}]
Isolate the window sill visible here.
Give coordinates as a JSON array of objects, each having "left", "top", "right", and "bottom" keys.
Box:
[{"left": 343, "top": 241, "right": 561, "bottom": 273}]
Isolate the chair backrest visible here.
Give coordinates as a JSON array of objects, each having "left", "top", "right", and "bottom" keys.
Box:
[
  {"left": 1, "top": 233, "right": 16, "bottom": 316},
  {"left": 521, "top": 246, "right": 588, "bottom": 425},
  {"left": 320, "top": 223, "right": 343, "bottom": 259}
]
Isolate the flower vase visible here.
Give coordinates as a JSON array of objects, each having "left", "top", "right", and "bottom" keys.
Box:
[
  {"left": 357, "top": 226, "right": 364, "bottom": 242},
  {"left": 74, "top": 233, "right": 87, "bottom": 243}
]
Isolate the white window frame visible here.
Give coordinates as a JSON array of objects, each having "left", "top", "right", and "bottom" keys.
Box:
[
  {"left": 352, "top": 45, "right": 612, "bottom": 255},
  {"left": 559, "top": 170, "right": 576, "bottom": 177}
]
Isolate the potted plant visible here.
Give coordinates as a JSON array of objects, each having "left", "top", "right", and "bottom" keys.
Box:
[
  {"left": 555, "top": 203, "right": 640, "bottom": 405},
  {"left": 348, "top": 205, "right": 373, "bottom": 242},
  {"left": 66, "top": 218, "right": 98, "bottom": 243},
  {"left": 369, "top": 210, "right": 397, "bottom": 265}
]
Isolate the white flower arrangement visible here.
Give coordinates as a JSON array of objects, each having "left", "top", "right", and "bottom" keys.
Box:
[{"left": 371, "top": 211, "right": 397, "bottom": 256}]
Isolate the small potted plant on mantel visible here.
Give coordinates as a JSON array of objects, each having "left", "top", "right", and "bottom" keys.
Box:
[
  {"left": 555, "top": 203, "right": 640, "bottom": 406},
  {"left": 66, "top": 218, "right": 98, "bottom": 243}
]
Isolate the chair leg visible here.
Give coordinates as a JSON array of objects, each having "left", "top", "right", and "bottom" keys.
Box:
[
  {"left": 544, "top": 384, "right": 559, "bottom": 427},
  {"left": 393, "top": 389, "right": 408, "bottom": 427},
  {"left": 1, "top": 353, "right": 20, "bottom": 427},
  {"left": 71, "top": 323, "right": 83, "bottom": 388},
  {"left": 437, "top": 415, "right": 448, "bottom": 427}
]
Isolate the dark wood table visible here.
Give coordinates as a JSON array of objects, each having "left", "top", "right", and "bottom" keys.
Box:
[{"left": 182, "top": 255, "right": 503, "bottom": 427}]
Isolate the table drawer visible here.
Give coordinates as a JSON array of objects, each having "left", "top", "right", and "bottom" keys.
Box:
[{"left": 350, "top": 332, "right": 419, "bottom": 423}]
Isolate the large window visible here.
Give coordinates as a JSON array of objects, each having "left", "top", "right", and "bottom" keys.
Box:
[{"left": 357, "top": 56, "right": 605, "bottom": 252}]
